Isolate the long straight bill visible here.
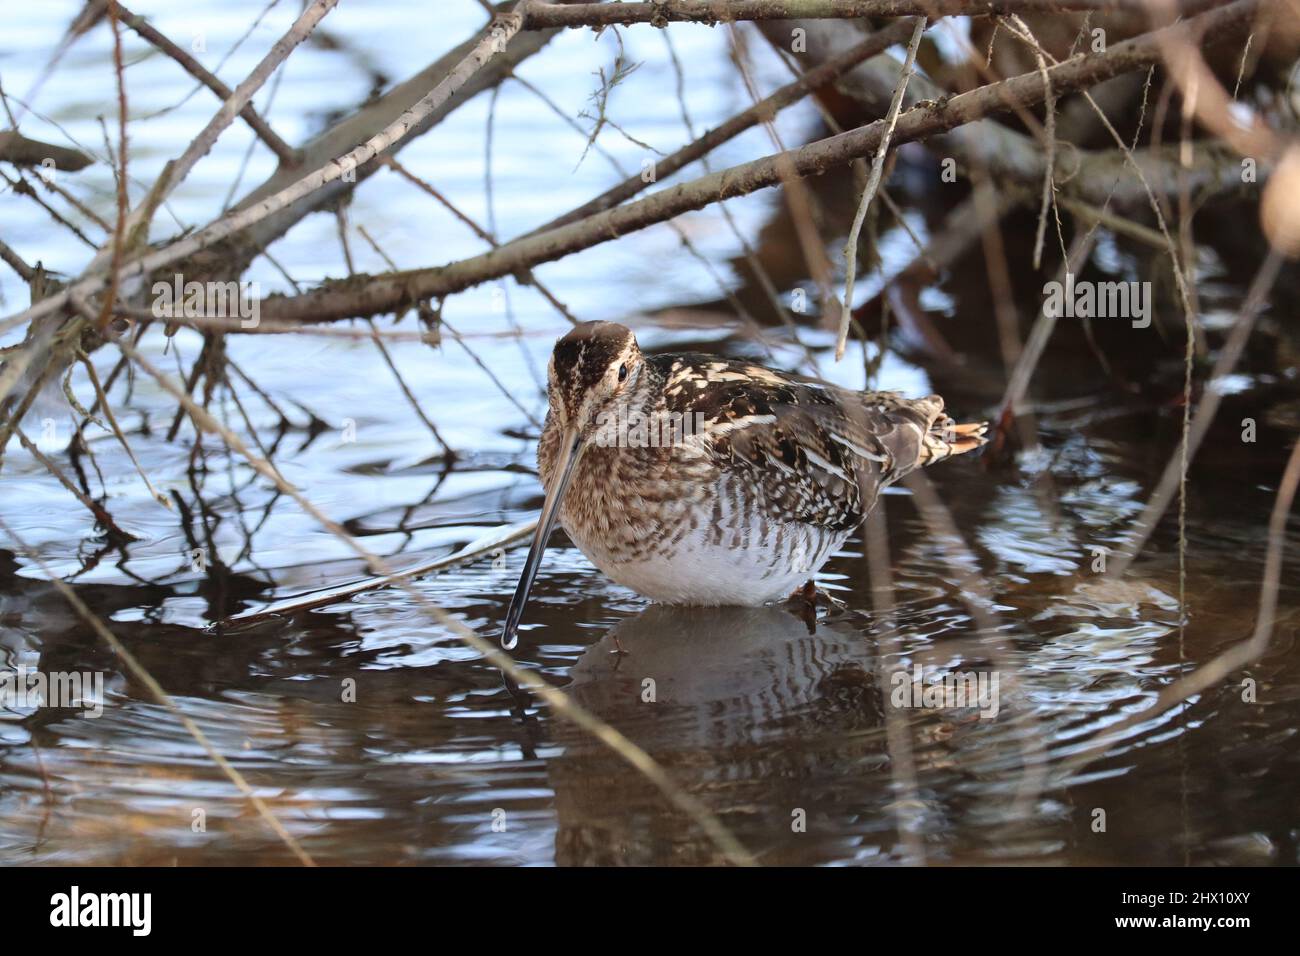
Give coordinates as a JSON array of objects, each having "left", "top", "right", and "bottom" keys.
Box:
[{"left": 501, "top": 429, "right": 584, "bottom": 649}]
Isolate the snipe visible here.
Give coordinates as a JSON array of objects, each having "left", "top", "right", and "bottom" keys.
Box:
[{"left": 501, "top": 322, "right": 986, "bottom": 648}]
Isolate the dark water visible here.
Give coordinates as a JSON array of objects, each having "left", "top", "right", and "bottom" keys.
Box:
[{"left": 2, "top": 1, "right": 1299, "bottom": 866}]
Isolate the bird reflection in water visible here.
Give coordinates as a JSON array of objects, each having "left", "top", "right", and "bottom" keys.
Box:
[{"left": 541, "top": 604, "right": 889, "bottom": 865}]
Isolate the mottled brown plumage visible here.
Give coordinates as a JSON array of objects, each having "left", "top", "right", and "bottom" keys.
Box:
[{"left": 502, "top": 321, "right": 986, "bottom": 647}]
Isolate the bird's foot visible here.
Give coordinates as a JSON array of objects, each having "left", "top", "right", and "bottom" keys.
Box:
[
  {"left": 787, "top": 580, "right": 845, "bottom": 609},
  {"left": 786, "top": 580, "right": 843, "bottom": 632}
]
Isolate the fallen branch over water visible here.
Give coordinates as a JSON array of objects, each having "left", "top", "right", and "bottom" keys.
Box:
[{"left": 218, "top": 519, "right": 537, "bottom": 627}]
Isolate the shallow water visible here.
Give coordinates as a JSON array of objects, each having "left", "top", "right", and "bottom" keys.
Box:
[{"left": 2, "top": 1, "right": 1299, "bottom": 866}]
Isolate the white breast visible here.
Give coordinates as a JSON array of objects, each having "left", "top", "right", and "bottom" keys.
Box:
[{"left": 565, "top": 518, "right": 847, "bottom": 606}]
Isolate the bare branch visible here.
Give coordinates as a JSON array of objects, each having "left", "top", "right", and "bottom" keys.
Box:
[
  {"left": 224, "top": 7, "right": 562, "bottom": 270},
  {"left": 519, "top": 0, "right": 1169, "bottom": 29},
  {"left": 87, "top": 0, "right": 340, "bottom": 270},
  {"left": 0, "top": 130, "right": 93, "bottom": 171},
  {"left": 0, "top": 516, "right": 316, "bottom": 867},
  {"left": 245, "top": 0, "right": 1262, "bottom": 325},
  {"left": 1058, "top": 431, "right": 1300, "bottom": 782},
  {"left": 117, "top": 3, "right": 298, "bottom": 167},
  {"left": 1, "top": 8, "right": 531, "bottom": 335}
]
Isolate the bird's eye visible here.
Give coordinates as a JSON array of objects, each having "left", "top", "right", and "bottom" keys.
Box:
[{"left": 617, "top": 363, "right": 629, "bottom": 383}]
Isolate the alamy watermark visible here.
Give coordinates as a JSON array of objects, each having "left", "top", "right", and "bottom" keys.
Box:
[
  {"left": 0, "top": 666, "right": 104, "bottom": 718},
  {"left": 152, "top": 273, "right": 260, "bottom": 329},
  {"left": 50, "top": 886, "right": 150, "bottom": 936},
  {"left": 890, "top": 664, "right": 1000, "bottom": 719},
  {"left": 592, "top": 404, "right": 707, "bottom": 448},
  {"left": 1043, "top": 272, "right": 1151, "bottom": 328}
]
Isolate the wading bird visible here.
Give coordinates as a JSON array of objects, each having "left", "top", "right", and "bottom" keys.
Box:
[{"left": 502, "top": 321, "right": 986, "bottom": 648}]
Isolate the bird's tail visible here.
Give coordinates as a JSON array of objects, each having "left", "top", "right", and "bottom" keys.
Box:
[{"left": 919, "top": 415, "right": 988, "bottom": 467}]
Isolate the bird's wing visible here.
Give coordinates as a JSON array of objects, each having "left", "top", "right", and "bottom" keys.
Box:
[{"left": 659, "top": 356, "right": 950, "bottom": 530}]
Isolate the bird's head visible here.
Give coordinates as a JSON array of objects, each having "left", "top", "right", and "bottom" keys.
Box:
[
  {"left": 546, "top": 320, "right": 644, "bottom": 436},
  {"left": 501, "top": 321, "right": 643, "bottom": 649}
]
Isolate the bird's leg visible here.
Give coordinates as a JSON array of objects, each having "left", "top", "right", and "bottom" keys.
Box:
[
  {"left": 786, "top": 580, "right": 847, "bottom": 618},
  {"left": 788, "top": 580, "right": 820, "bottom": 633}
]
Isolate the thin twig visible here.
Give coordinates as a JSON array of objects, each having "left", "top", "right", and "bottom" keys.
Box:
[
  {"left": 1108, "top": 250, "right": 1284, "bottom": 578},
  {"left": 1008, "top": 14, "right": 1056, "bottom": 271},
  {"left": 901, "top": 470, "right": 1048, "bottom": 816},
  {"left": 95, "top": 2, "right": 129, "bottom": 334},
  {"left": 88, "top": 0, "right": 338, "bottom": 266},
  {"left": 838, "top": 16, "right": 925, "bottom": 361},
  {"left": 998, "top": 14, "right": 1207, "bottom": 357},
  {"left": 728, "top": 23, "right": 842, "bottom": 329},
  {"left": 117, "top": 3, "right": 297, "bottom": 166},
  {"left": 530, "top": 19, "right": 917, "bottom": 237},
  {"left": 519, "top": 0, "right": 1153, "bottom": 29},
  {"left": 221, "top": 519, "right": 538, "bottom": 625},
  {"left": 1, "top": 170, "right": 99, "bottom": 249}
]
